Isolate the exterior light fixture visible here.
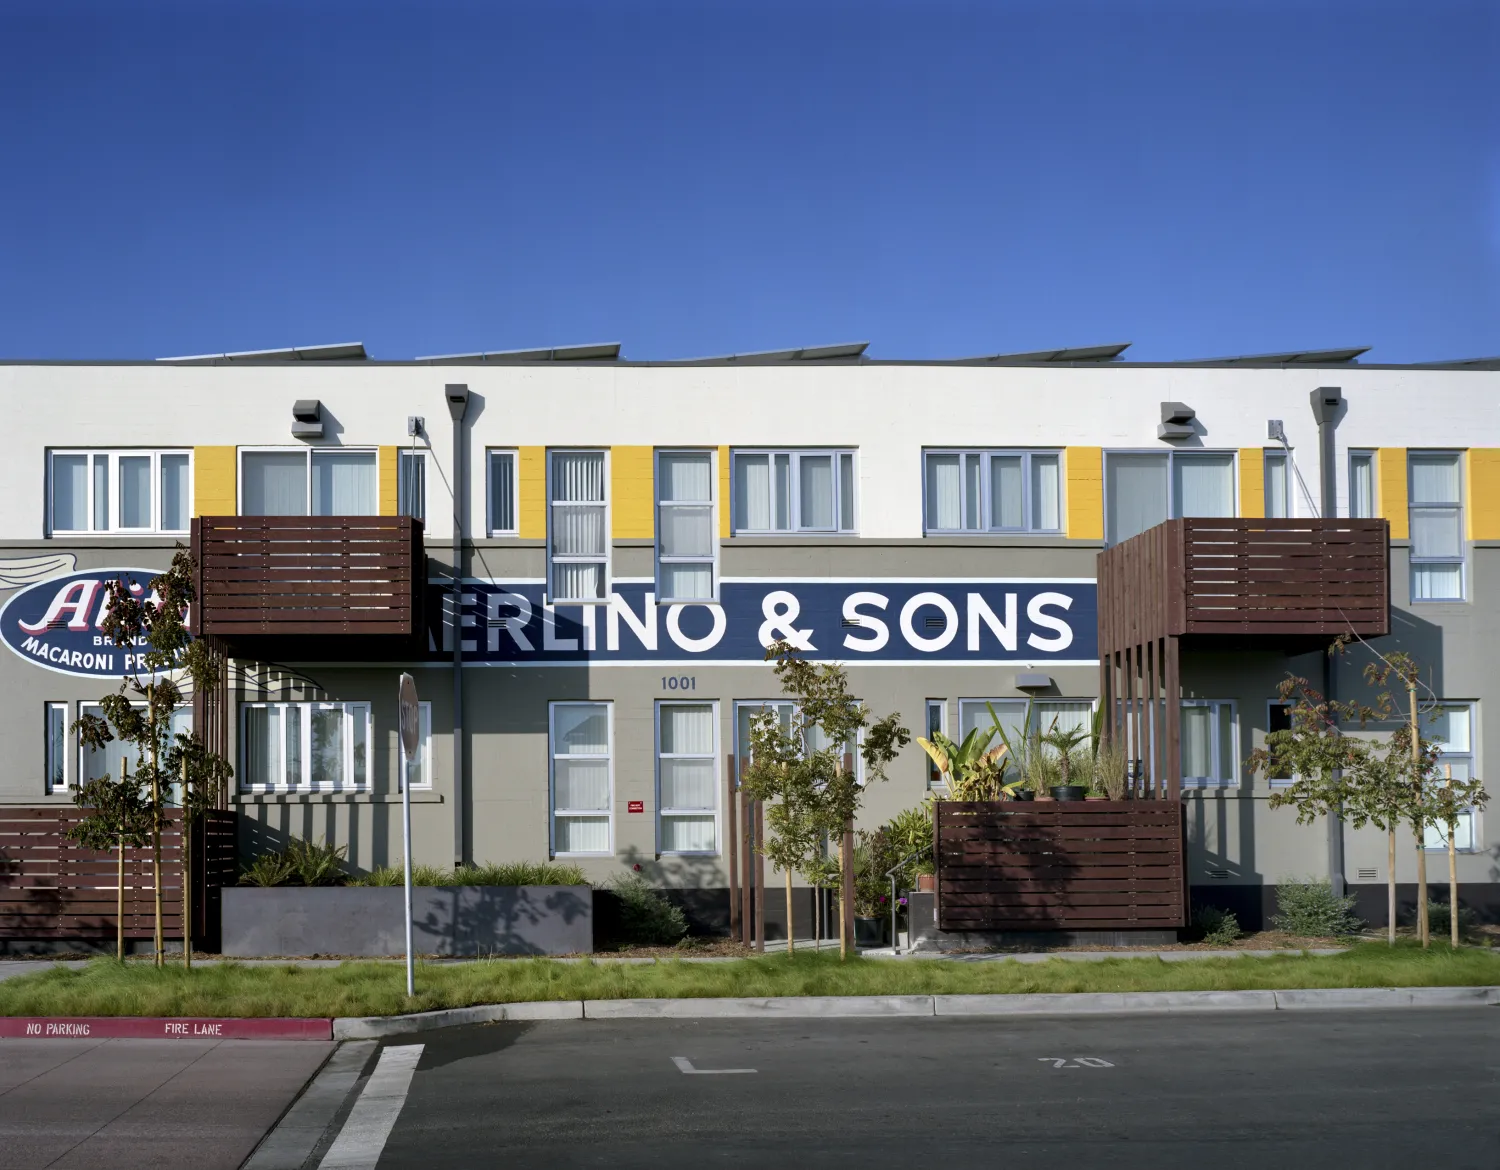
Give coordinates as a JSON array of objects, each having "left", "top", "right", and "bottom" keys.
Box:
[
  {"left": 1014, "top": 672, "right": 1053, "bottom": 690},
  {"left": 1157, "top": 402, "right": 1195, "bottom": 440},
  {"left": 291, "top": 400, "right": 323, "bottom": 439}
]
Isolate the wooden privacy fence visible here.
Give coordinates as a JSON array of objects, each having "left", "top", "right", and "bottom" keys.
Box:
[
  {"left": 935, "top": 801, "right": 1186, "bottom": 932},
  {"left": 0, "top": 808, "right": 237, "bottom": 946}
]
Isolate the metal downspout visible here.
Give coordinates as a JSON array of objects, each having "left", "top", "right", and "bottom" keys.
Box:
[
  {"left": 446, "top": 383, "right": 470, "bottom": 866},
  {"left": 1311, "top": 385, "right": 1346, "bottom": 898}
]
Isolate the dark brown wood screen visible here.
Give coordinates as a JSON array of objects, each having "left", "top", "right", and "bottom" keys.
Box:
[
  {"left": 0, "top": 808, "right": 237, "bottom": 944},
  {"left": 191, "top": 515, "right": 424, "bottom": 637},
  {"left": 935, "top": 801, "right": 1186, "bottom": 931}
]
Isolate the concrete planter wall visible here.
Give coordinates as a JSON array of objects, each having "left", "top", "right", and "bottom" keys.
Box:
[{"left": 221, "top": 885, "right": 593, "bottom": 957}]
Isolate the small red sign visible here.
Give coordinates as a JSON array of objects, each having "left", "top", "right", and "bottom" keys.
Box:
[{"left": 627, "top": 800, "right": 645, "bottom": 813}]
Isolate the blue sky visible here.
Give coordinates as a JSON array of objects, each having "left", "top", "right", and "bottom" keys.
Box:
[{"left": 0, "top": 0, "right": 1495, "bottom": 363}]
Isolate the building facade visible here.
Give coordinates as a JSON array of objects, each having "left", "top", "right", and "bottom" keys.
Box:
[{"left": 3, "top": 343, "right": 1497, "bottom": 932}]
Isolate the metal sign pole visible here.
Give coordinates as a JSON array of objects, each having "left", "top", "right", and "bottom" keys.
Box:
[{"left": 401, "top": 737, "right": 414, "bottom": 998}]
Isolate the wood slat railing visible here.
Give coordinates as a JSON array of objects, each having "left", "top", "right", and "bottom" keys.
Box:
[{"left": 935, "top": 801, "right": 1186, "bottom": 931}]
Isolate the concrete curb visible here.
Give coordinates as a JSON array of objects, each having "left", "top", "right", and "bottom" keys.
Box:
[{"left": 329, "top": 985, "right": 1500, "bottom": 1034}]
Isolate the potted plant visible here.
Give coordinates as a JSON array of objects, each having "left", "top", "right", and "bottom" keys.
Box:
[
  {"left": 915, "top": 727, "right": 1008, "bottom": 801},
  {"left": 1040, "top": 723, "right": 1089, "bottom": 801}
]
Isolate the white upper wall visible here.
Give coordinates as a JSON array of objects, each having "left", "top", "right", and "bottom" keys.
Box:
[{"left": 0, "top": 361, "right": 1494, "bottom": 540}]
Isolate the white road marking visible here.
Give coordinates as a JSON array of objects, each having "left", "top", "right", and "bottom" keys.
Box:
[
  {"left": 672, "top": 1056, "right": 757, "bottom": 1075},
  {"left": 319, "top": 1043, "right": 424, "bottom": 1169}
]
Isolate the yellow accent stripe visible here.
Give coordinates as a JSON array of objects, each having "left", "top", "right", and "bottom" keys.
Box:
[
  {"left": 378, "top": 446, "right": 399, "bottom": 516},
  {"left": 718, "top": 446, "right": 731, "bottom": 538},
  {"left": 518, "top": 447, "right": 546, "bottom": 539},
  {"left": 610, "top": 446, "right": 654, "bottom": 538},
  {"left": 1064, "top": 447, "right": 1102, "bottom": 540},
  {"left": 193, "top": 446, "right": 236, "bottom": 516},
  {"left": 1238, "top": 448, "right": 1265, "bottom": 519},
  {"left": 1467, "top": 449, "right": 1500, "bottom": 540},
  {"left": 1379, "top": 448, "right": 1408, "bottom": 539}
]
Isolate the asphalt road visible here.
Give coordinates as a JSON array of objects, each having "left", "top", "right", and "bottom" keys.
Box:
[{"left": 367, "top": 1009, "right": 1500, "bottom": 1170}]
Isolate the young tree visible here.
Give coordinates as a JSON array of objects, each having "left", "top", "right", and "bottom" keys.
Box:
[
  {"left": 740, "top": 706, "right": 823, "bottom": 955},
  {"left": 164, "top": 731, "right": 234, "bottom": 968},
  {"left": 741, "top": 642, "right": 910, "bottom": 960},
  {"left": 76, "top": 547, "right": 229, "bottom": 966},
  {"left": 65, "top": 759, "right": 153, "bottom": 962},
  {"left": 1424, "top": 764, "right": 1488, "bottom": 948},
  {"left": 1249, "top": 674, "right": 1360, "bottom": 834}
]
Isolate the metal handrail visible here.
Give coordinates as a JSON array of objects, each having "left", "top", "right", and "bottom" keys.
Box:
[{"left": 885, "top": 844, "right": 932, "bottom": 955}]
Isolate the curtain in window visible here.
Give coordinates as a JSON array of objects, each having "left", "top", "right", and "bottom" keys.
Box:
[
  {"left": 840, "top": 453, "right": 856, "bottom": 530},
  {"left": 556, "top": 704, "right": 609, "bottom": 754},
  {"left": 1412, "top": 564, "right": 1462, "bottom": 601},
  {"left": 991, "top": 456, "right": 1024, "bottom": 529},
  {"left": 242, "top": 453, "right": 308, "bottom": 516},
  {"left": 660, "top": 815, "right": 715, "bottom": 852},
  {"left": 398, "top": 452, "right": 425, "bottom": 522},
  {"left": 553, "top": 563, "right": 604, "bottom": 600},
  {"left": 119, "top": 456, "right": 151, "bottom": 528},
  {"left": 553, "top": 451, "right": 605, "bottom": 502},
  {"left": 1030, "top": 454, "right": 1060, "bottom": 530},
  {"left": 1410, "top": 454, "right": 1460, "bottom": 503},
  {"left": 52, "top": 455, "right": 88, "bottom": 531},
  {"left": 1411, "top": 508, "right": 1461, "bottom": 560},
  {"left": 799, "top": 455, "right": 834, "bottom": 528},
  {"left": 283, "top": 705, "right": 302, "bottom": 787},
  {"left": 661, "top": 758, "right": 715, "bottom": 812},
  {"left": 658, "top": 453, "right": 714, "bottom": 600},
  {"left": 489, "top": 453, "right": 515, "bottom": 531},
  {"left": 312, "top": 452, "right": 377, "bottom": 515},
  {"left": 660, "top": 453, "right": 711, "bottom": 502},
  {"left": 1105, "top": 454, "right": 1168, "bottom": 543},
  {"left": 959, "top": 699, "right": 1025, "bottom": 745},
  {"left": 309, "top": 707, "right": 347, "bottom": 788},
  {"left": 554, "top": 759, "right": 609, "bottom": 811},
  {"left": 735, "top": 455, "right": 770, "bottom": 530},
  {"left": 1349, "top": 454, "right": 1374, "bottom": 517},
  {"left": 1034, "top": 701, "right": 1092, "bottom": 737},
  {"left": 737, "top": 703, "right": 793, "bottom": 762},
  {"left": 926, "top": 455, "right": 963, "bottom": 530},
  {"left": 659, "top": 564, "right": 712, "bottom": 600},
  {"left": 1181, "top": 705, "right": 1213, "bottom": 780},
  {"left": 552, "top": 507, "right": 605, "bottom": 556},
  {"left": 556, "top": 816, "right": 610, "bottom": 853},
  {"left": 553, "top": 703, "right": 611, "bottom": 854},
  {"left": 243, "top": 707, "right": 279, "bottom": 788},
  {"left": 1264, "top": 451, "right": 1289, "bottom": 518},
  {"left": 1174, "top": 454, "right": 1234, "bottom": 518},
  {"left": 661, "top": 505, "right": 712, "bottom": 557},
  {"left": 160, "top": 454, "right": 189, "bottom": 530},
  {"left": 661, "top": 704, "right": 713, "bottom": 754}
]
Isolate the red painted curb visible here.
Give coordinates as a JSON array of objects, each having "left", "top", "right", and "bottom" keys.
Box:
[{"left": 0, "top": 1017, "right": 333, "bottom": 1040}]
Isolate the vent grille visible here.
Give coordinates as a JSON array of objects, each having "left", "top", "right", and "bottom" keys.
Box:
[
  {"left": 925, "top": 616, "right": 946, "bottom": 630},
  {"left": 841, "top": 618, "right": 862, "bottom": 628},
  {"left": 1206, "top": 868, "right": 1230, "bottom": 880},
  {"left": 1357, "top": 868, "right": 1379, "bottom": 881}
]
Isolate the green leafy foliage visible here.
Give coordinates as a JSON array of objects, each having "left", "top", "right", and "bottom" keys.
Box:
[
  {"left": 1192, "top": 905, "right": 1242, "bottom": 946},
  {"left": 1273, "top": 877, "right": 1363, "bottom": 937},
  {"left": 1423, "top": 901, "right": 1477, "bottom": 939},
  {"left": 608, "top": 873, "right": 688, "bottom": 946},
  {"left": 883, "top": 802, "right": 935, "bottom": 876},
  {"left": 238, "top": 851, "right": 298, "bottom": 888},
  {"left": 237, "top": 838, "right": 347, "bottom": 887},
  {"left": 349, "top": 861, "right": 589, "bottom": 887}
]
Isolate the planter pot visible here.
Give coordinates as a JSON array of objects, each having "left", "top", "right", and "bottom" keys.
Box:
[
  {"left": 1050, "top": 785, "right": 1088, "bottom": 802},
  {"left": 1007, "top": 790, "right": 1035, "bottom": 802},
  {"left": 916, "top": 873, "right": 936, "bottom": 893},
  {"left": 854, "top": 916, "right": 887, "bottom": 947}
]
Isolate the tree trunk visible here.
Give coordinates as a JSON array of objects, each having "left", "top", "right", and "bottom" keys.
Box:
[
  {"left": 785, "top": 867, "right": 794, "bottom": 956},
  {"left": 116, "top": 831, "right": 125, "bottom": 963},
  {"left": 1386, "top": 827, "right": 1396, "bottom": 946},
  {"left": 181, "top": 756, "right": 192, "bottom": 970},
  {"left": 150, "top": 704, "right": 163, "bottom": 968},
  {"left": 839, "top": 819, "right": 854, "bottom": 961},
  {"left": 1410, "top": 683, "right": 1429, "bottom": 949}
]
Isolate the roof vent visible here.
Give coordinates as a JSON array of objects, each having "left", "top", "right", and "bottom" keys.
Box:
[
  {"left": 1158, "top": 402, "right": 1196, "bottom": 441},
  {"left": 291, "top": 399, "right": 323, "bottom": 440}
]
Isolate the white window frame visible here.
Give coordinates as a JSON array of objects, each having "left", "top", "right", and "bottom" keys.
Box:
[
  {"left": 1423, "top": 701, "right": 1478, "bottom": 853},
  {"left": 735, "top": 699, "right": 866, "bottom": 783},
  {"left": 237, "top": 447, "right": 381, "bottom": 517},
  {"left": 398, "top": 449, "right": 426, "bottom": 524},
  {"left": 730, "top": 448, "right": 858, "bottom": 535},
  {"left": 78, "top": 702, "right": 193, "bottom": 799},
  {"left": 921, "top": 449, "right": 1064, "bottom": 534},
  {"left": 47, "top": 449, "right": 193, "bottom": 536},
  {"left": 1102, "top": 449, "right": 1239, "bottom": 545},
  {"left": 1180, "top": 699, "right": 1238, "bottom": 789},
  {"left": 402, "top": 701, "right": 433, "bottom": 791},
  {"left": 46, "top": 702, "right": 69, "bottom": 793},
  {"left": 546, "top": 449, "right": 611, "bottom": 605},
  {"left": 1263, "top": 448, "right": 1291, "bottom": 519},
  {"left": 237, "top": 700, "right": 372, "bottom": 793},
  {"left": 1265, "top": 699, "right": 1299, "bottom": 789},
  {"left": 1408, "top": 449, "right": 1465, "bottom": 603},
  {"left": 655, "top": 700, "right": 720, "bottom": 856},
  {"left": 486, "top": 448, "right": 519, "bottom": 536},
  {"left": 957, "top": 699, "right": 1096, "bottom": 757},
  {"left": 925, "top": 699, "right": 948, "bottom": 790},
  {"left": 549, "top": 700, "right": 614, "bottom": 857},
  {"left": 655, "top": 448, "right": 719, "bottom": 603},
  {"left": 1348, "top": 449, "right": 1376, "bottom": 518}
]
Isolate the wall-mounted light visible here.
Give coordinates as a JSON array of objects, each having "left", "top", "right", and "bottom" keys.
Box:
[
  {"left": 291, "top": 399, "right": 323, "bottom": 439},
  {"left": 1157, "top": 402, "right": 1195, "bottom": 440},
  {"left": 407, "top": 416, "right": 425, "bottom": 438},
  {"left": 1014, "top": 672, "right": 1053, "bottom": 691}
]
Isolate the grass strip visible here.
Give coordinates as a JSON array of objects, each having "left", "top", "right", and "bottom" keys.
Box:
[{"left": 1, "top": 942, "right": 1497, "bottom": 1020}]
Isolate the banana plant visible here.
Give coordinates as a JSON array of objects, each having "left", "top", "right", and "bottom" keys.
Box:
[{"left": 915, "top": 727, "right": 1011, "bottom": 801}]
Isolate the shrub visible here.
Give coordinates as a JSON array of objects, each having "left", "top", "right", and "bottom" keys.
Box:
[
  {"left": 238, "top": 837, "right": 347, "bottom": 887},
  {"left": 883, "top": 804, "right": 935, "bottom": 876},
  {"left": 1192, "top": 904, "right": 1241, "bottom": 946},
  {"left": 1273, "top": 877, "right": 1362, "bottom": 937},
  {"left": 349, "top": 861, "right": 589, "bottom": 887},
  {"left": 609, "top": 873, "right": 688, "bottom": 946},
  {"left": 1424, "top": 900, "right": 1478, "bottom": 938},
  {"left": 238, "top": 850, "right": 296, "bottom": 888}
]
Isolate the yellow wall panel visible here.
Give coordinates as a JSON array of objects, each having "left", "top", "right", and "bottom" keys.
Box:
[
  {"left": 1378, "top": 448, "right": 1408, "bottom": 539},
  {"left": 518, "top": 447, "right": 546, "bottom": 540},
  {"left": 193, "top": 446, "right": 236, "bottom": 516},
  {"left": 1064, "top": 447, "right": 1103, "bottom": 540},
  {"left": 1238, "top": 448, "right": 1265, "bottom": 519},
  {"left": 378, "top": 446, "right": 399, "bottom": 516},
  {"left": 1467, "top": 449, "right": 1500, "bottom": 540},
  {"left": 718, "top": 445, "right": 731, "bottom": 538},
  {"left": 610, "top": 446, "right": 655, "bottom": 538}
]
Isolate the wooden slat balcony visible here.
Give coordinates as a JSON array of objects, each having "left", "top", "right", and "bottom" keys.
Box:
[
  {"left": 190, "top": 515, "right": 425, "bottom": 652},
  {"left": 1098, "top": 517, "right": 1389, "bottom": 653}
]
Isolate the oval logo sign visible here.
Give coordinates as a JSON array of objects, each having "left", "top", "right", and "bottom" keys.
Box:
[{"left": 0, "top": 567, "right": 170, "bottom": 678}]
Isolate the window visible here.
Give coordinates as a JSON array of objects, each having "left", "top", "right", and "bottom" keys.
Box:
[
  {"left": 550, "top": 702, "right": 612, "bottom": 855},
  {"left": 926, "top": 700, "right": 947, "bottom": 789},
  {"left": 657, "top": 702, "right": 718, "bottom": 853},
  {"left": 732, "top": 449, "right": 856, "bottom": 534},
  {"left": 734, "top": 699, "right": 861, "bottom": 780},
  {"left": 487, "top": 450, "right": 518, "bottom": 535},
  {"left": 46, "top": 703, "right": 67, "bottom": 792},
  {"left": 398, "top": 451, "right": 426, "bottom": 524},
  {"left": 402, "top": 702, "right": 432, "bottom": 790},
  {"left": 240, "top": 449, "right": 378, "bottom": 516},
  {"left": 548, "top": 451, "right": 609, "bottom": 602},
  {"left": 48, "top": 450, "right": 191, "bottom": 535},
  {"left": 1264, "top": 450, "right": 1290, "bottom": 519},
  {"left": 1423, "top": 704, "right": 1477, "bottom": 851},
  {"left": 1181, "top": 700, "right": 1237, "bottom": 788},
  {"left": 80, "top": 704, "right": 192, "bottom": 799},
  {"left": 1409, "top": 452, "right": 1464, "bottom": 602},
  {"left": 1266, "top": 701, "right": 1295, "bottom": 788},
  {"left": 1104, "top": 451, "right": 1235, "bottom": 544},
  {"left": 923, "top": 450, "right": 1062, "bottom": 534},
  {"left": 1349, "top": 451, "right": 1375, "bottom": 518},
  {"left": 957, "top": 698, "right": 1093, "bottom": 746},
  {"left": 656, "top": 450, "right": 717, "bottom": 602},
  {"left": 240, "top": 701, "right": 370, "bottom": 791}
]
